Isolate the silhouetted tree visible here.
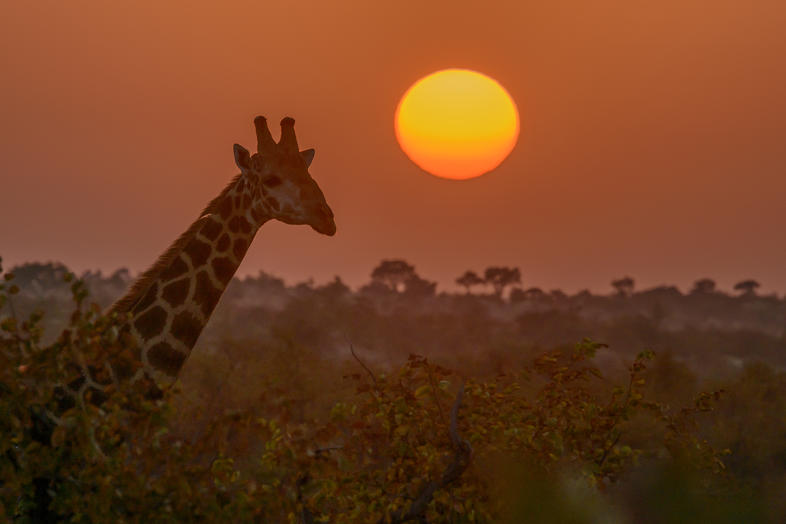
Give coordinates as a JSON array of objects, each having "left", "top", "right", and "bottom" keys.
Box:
[
  {"left": 10, "top": 262, "right": 69, "bottom": 290},
  {"left": 691, "top": 278, "right": 717, "bottom": 295},
  {"left": 510, "top": 287, "right": 548, "bottom": 303},
  {"left": 611, "top": 276, "right": 635, "bottom": 298},
  {"left": 293, "top": 279, "right": 315, "bottom": 296},
  {"left": 509, "top": 288, "right": 525, "bottom": 303},
  {"left": 403, "top": 274, "right": 437, "bottom": 298},
  {"left": 550, "top": 289, "right": 568, "bottom": 302},
  {"left": 733, "top": 279, "right": 760, "bottom": 297},
  {"left": 358, "top": 280, "right": 390, "bottom": 296},
  {"left": 370, "top": 260, "right": 435, "bottom": 296},
  {"left": 108, "top": 268, "right": 132, "bottom": 288},
  {"left": 8, "top": 262, "right": 70, "bottom": 299},
  {"left": 574, "top": 289, "right": 592, "bottom": 300},
  {"left": 455, "top": 271, "right": 484, "bottom": 294},
  {"left": 484, "top": 266, "right": 521, "bottom": 297},
  {"left": 371, "top": 260, "right": 416, "bottom": 292},
  {"left": 318, "top": 276, "right": 351, "bottom": 300}
]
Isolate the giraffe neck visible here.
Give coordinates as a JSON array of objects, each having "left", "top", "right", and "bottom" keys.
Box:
[{"left": 111, "top": 175, "right": 271, "bottom": 379}]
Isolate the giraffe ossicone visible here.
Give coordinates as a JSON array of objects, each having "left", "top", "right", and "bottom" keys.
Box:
[{"left": 103, "top": 115, "right": 335, "bottom": 383}]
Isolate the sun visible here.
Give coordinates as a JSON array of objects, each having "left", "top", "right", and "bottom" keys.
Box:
[{"left": 395, "top": 69, "right": 520, "bottom": 180}]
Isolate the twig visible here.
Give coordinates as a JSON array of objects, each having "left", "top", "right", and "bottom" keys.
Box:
[
  {"left": 448, "top": 384, "right": 465, "bottom": 451},
  {"left": 383, "top": 383, "right": 472, "bottom": 523},
  {"left": 348, "top": 342, "right": 377, "bottom": 385}
]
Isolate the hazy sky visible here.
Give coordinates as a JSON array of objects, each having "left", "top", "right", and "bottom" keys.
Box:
[{"left": 2, "top": 1, "right": 785, "bottom": 294}]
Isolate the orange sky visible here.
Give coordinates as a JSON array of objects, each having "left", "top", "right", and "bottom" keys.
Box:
[{"left": 2, "top": 1, "right": 785, "bottom": 294}]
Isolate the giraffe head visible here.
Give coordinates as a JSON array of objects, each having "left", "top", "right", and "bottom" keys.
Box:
[{"left": 232, "top": 116, "right": 336, "bottom": 236}]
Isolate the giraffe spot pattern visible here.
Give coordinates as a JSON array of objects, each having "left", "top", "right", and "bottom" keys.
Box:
[
  {"left": 212, "top": 257, "right": 235, "bottom": 285},
  {"left": 236, "top": 179, "right": 245, "bottom": 193},
  {"left": 251, "top": 205, "right": 265, "bottom": 223},
  {"left": 185, "top": 237, "right": 211, "bottom": 267},
  {"left": 268, "top": 197, "right": 280, "bottom": 211},
  {"left": 217, "top": 233, "right": 230, "bottom": 252},
  {"left": 162, "top": 278, "right": 190, "bottom": 308},
  {"left": 243, "top": 194, "right": 251, "bottom": 208},
  {"left": 201, "top": 217, "right": 222, "bottom": 240},
  {"left": 161, "top": 256, "right": 188, "bottom": 281},
  {"left": 219, "top": 196, "right": 233, "bottom": 219},
  {"left": 233, "top": 238, "right": 248, "bottom": 259},
  {"left": 172, "top": 311, "right": 202, "bottom": 348},
  {"left": 147, "top": 342, "right": 187, "bottom": 376},
  {"left": 134, "top": 306, "right": 167, "bottom": 340},
  {"left": 133, "top": 283, "right": 158, "bottom": 313},
  {"left": 228, "top": 216, "right": 252, "bottom": 234},
  {"left": 194, "top": 270, "right": 222, "bottom": 317}
]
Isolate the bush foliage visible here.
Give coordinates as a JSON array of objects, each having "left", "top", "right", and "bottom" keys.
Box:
[{"left": 0, "top": 261, "right": 774, "bottom": 522}]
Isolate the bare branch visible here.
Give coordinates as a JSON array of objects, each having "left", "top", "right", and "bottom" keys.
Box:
[
  {"left": 384, "top": 383, "right": 472, "bottom": 523},
  {"left": 348, "top": 342, "right": 377, "bottom": 385},
  {"left": 448, "top": 383, "right": 465, "bottom": 449}
]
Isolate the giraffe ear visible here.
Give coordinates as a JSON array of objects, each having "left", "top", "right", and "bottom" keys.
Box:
[
  {"left": 233, "top": 144, "right": 251, "bottom": 171},
  {"left": 300, "top": 148, "right": 315, "bottom": 167}
]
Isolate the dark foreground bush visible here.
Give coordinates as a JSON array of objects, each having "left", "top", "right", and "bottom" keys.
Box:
[{"left": 0, "top": 261, "right": 764, "bottom": 522}]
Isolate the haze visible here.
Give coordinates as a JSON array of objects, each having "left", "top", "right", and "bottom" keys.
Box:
[{"left": 2, "top": 1, "right": 785, "bottom": 294}]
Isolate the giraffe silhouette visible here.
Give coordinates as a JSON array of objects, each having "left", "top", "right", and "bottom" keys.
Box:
[
  {"left": 20, "top": 115, "right": 335, "bottom": 523},
  {"left": 107, "top": 115, "right": 335, "bottom": 381}
]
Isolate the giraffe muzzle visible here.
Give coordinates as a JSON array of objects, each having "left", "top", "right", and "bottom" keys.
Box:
[
  {"left": 312, "top": 208, "right": 336, "bottom": 236},
  {"left": 314, "top": 218, "right": 336, "bottom": 236}
]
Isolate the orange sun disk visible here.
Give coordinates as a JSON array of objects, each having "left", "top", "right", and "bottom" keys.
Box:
[{"left": 395, "top": 69, "right": 520, "bottom": 180}]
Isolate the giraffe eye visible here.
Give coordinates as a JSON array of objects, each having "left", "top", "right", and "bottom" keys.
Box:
[{"left": 263, "top": 175, "right": 282, "bottom": 187}]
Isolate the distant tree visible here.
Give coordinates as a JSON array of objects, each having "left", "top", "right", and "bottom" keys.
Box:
[
  {"left": 550, "top": 289, "right": 568, "bottom": 302},
  {"left": 241, "top": 270, "right": 287, "bottom": 295},
  {"left": 318, "top": 276, "right": 351, "bottom": 300},
  {"left": 371, "top": 259, "right": 416, "bottom": 292},
  {"left": 108, "top": 268, "right": 132, "bottom": 288},
  {"left": 611, "top": 276, "right": 635, "bottom": 298},
  {"left": 455, "top": 271, "right": 484, "bottom": 294},
  {"left": 691, "top": 278, "right": 716, "bottom": 295},
  {"left": 509, "top": 288, "right": 525, "bottom": 303},
  {"left": 358, "top": 280, "right": 390, "bottom": 296},
  {"left": 293, "top": 279, "right": 315, "bottom": 296},
  {"left": 510, "top": 287, "right": 546, "bottom": 303},
  {"left": 574, "top": 289, "right": 593, "bottom": 301},
  {"left": 403, "top": 274, "right": 437, "bottom": 298},
  {"left": 733, "top": 279, "right": 760, "bottom": 297},
  {"left": 10, "top": 262, "right": 69, "bottom": 290},
  {"left": 484, "top": 266, "right": 521, "bottom": 298}
]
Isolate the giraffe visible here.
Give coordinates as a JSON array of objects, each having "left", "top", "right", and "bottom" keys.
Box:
[
  {"left": 22, "top": 115, "right": 335, "bottom": 521},
  {"left": 104, "top": 115, "right": 335, "bottom": 383}
]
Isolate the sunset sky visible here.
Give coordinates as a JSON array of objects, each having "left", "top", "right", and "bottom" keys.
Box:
[{"left": 2, "top": 1, "right": 785, "bottom": 294}]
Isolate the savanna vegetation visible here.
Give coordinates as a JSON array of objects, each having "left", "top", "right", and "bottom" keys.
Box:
[{"left": 3, "top": 258, "right": 785, "bottom": 522}]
